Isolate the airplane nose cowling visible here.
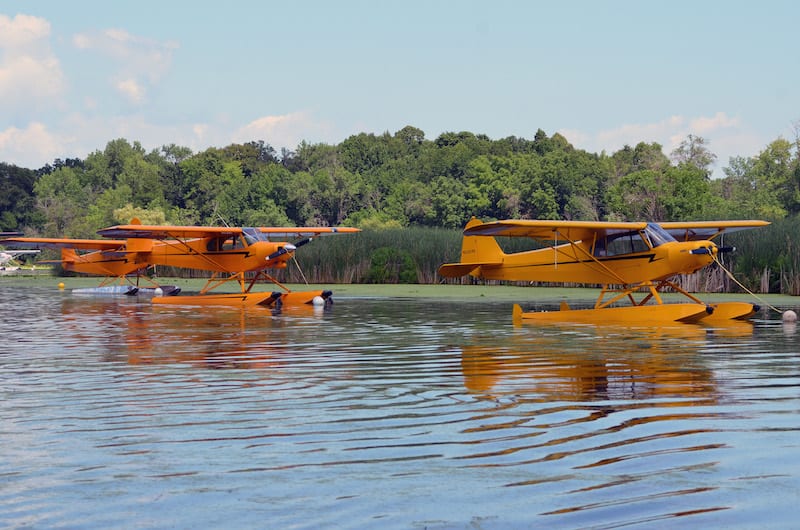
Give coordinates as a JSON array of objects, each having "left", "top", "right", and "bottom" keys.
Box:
[{"left": 673, "top": 241, "right": 716, "bottom": 274}]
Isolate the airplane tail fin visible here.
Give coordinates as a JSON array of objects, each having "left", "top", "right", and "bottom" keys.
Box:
[
  {"left": 61, "top": 248, "right": 78, "bottom": 263},
  {"left": 124, "top": 217, "right": 154, "bottom": 253},
  {"left": 125, "top": 238, "right": 153, "bottom": 253},
  {"left": 58, "top": 248, "right": 79, "bottom": 271},
  {"left": 438, "top": 217, "right": 505, "bottom": 278}
]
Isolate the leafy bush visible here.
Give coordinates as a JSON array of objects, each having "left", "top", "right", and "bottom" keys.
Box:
[{"left": 364, "top": 247, "right": 418, "bottom": 284}]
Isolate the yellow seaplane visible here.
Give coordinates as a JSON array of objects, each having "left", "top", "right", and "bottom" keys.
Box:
[
  {"left": 438, "top": 217, "right": 769, "bottom": 324},
  {"left": 2, "top": 219, "right": 359, "bottom": 308}
]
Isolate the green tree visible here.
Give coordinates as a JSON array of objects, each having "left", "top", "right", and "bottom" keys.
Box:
[
  {"left": 307, "top": 167, "right": 365, "bottom": 225},
  {"left": 179, "top": 148, "right": 248, "bottom": 224},
  {"left": 0, "top": 163, "right": 39, "bottom": 231},
  {"left": 670, "top": 134, "right": 717, "bottom": 176},
  {"left": 244, "top": 163, "right": 292, "bottom": 226},
  {"left": 394, "top": 125, "right": 425, "bottom": 156},
  {"left": 116, "top": 156, "right": 165, "bottom": 209},
  {"left": 33, "top": 166, "right": 91, "bottom": 236},
  {"left": 113, "top": 203, "right": 168, "bottom": 225},
  {"left": 715, "top": 142, "right": 790, "bottom": 220},
  {"left": 338, "top": 132, "right": 391, "bottom": 175},
  {"left": 611, "top": 142, "right": 670, "bottom": 178},
  {"left": 429, "top": 176, "right": 471, "bottom": 228},
  {"left": 607, "top": 165, "right": 712, "bottom": 221},
  {"left": 149, "top": 143, "right": 193, "bottom": 208},
  {"left": 221, "top": 141, "right": 278, "bottom": 176},
  {"left": 383, "top": 180, "right": 433, "bottom": 226}
]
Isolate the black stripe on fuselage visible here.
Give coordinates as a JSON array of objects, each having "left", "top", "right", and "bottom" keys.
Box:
[{"left": 499, "top": 253, "right": 660, "bottom": 270}]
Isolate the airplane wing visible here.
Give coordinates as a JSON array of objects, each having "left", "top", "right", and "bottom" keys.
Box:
[
  {"left": 97, "top": 224, "right": 360, "bottom": 240},
  {"left": 0, "top": 237, "right": 127, "bottom": 250},
  {"left": 0, "top": 249, "right": 40, "bottom": 256},
  {"left": 256, "top": 227, "right": 361, "bottom": 238},
  {"left": 463, "top": 219, "right": 648, "bottom": 241},
  {"left": 659, "top": 220, "right": 770, "bottom": 241},
  {"left": 97, "top": 224, "right": 243, "bottom": 239}
]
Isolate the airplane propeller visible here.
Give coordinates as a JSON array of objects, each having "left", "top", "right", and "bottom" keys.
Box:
[
  {"left": 265, "top": 238, "right": 313, "bottom": 261},
  {"left": 690, "top": 245, "right": 736, "bottom": 255},
  {"left": 267, "top": 243, "right": 296, "bottom": 261},
  {"left": 690, "top": 247, "right": 715, "bottom": 255}
]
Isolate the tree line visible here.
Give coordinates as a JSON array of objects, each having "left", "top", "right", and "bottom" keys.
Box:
[{"left": 1, "top": 126, "right": 799, "bottom": 291}]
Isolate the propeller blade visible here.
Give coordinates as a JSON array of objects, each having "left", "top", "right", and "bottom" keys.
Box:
[
  {"left": 266, "top": 243, "right": 296, "bottom": 261},
  {"left": 294, "top": 237, "right": 312, "bottom": 248},
  {"left": 690, "top": 247, "right": 713, "bottom": 255},
  {"left": 718, "top": 246, "right": 736, "bottom": 253}
]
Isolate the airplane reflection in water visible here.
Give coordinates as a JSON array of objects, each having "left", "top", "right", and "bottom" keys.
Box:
[
  {"left": 460, "top": 322, "right": 753, "bottom": 402},
  {"left": 57, "top": 296, "right": 327, "bottom": 370}
]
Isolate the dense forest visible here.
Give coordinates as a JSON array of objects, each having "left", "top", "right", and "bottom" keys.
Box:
[{"left": 2, "top": 126, "right": 800, "bottom": 293}]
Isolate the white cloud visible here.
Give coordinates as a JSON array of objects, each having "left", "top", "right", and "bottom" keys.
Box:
[
  {"left": 0, "top": 14, "right": 64, "bottom": 111},
  {"left": 559, "top": 112, "right": 758, "bottom": 177},
  {"left": 689, "top": 111, "right": 740, "bottom": 135},
  {"left": 116, "top": 78, "right": 146, "bottom": 104},
  {"left": 72, "top": 28, "right": 178, "bottom": 105},
  {"left": 0, "top": 122, "right": 66, "bottom": 167},
  {"left": 233, "top": 111, "right": 335, "bottom": 150},
  {"left": 0, "top": 13, "right": 50, "bottom": 48},
  {"left": 193, "top": 124, "right": 209, "bottom": 142},
  {"left": 591, "top": 115, "right": 686, "bottom": 151}
]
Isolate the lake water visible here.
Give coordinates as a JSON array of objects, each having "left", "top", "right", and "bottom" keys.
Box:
[{"left": 1, "top": 285, "right": 799, "bottom": 529}]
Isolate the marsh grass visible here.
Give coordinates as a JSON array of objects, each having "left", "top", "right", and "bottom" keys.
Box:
[
  {"left": 722, "top": 216, "right": 800, "bottom": 295},
  {"left": 281, "top": 227, "right": 463, "bottom": 284}
]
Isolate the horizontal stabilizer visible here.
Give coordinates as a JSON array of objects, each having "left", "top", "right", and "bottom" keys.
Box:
[{"left": 438, "top": 261, "right": 502, "bottom": 278}]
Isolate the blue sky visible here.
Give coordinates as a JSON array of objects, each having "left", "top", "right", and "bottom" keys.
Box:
[{"left": 1, "top": 1, "right": 798, "bottom": 177}]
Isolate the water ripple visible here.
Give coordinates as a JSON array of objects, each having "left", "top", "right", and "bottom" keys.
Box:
[{"left": 1, "top": 287, "right": 799, "bottom": 528}]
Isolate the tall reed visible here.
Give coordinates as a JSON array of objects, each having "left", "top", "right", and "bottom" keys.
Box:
[
  {"left": 721, "top": 216, "right": 800, "bottom": 294},
  {"left": 280, "top": 227, "right": 463, "bottom": 284}
]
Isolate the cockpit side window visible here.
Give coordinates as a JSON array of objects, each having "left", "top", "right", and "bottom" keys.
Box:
[
  {"left": 207, "top": 232, "right": 249, "bottom": 252},
  {"left": 595, "top": 230, "right": 650, "bottom": 256}
]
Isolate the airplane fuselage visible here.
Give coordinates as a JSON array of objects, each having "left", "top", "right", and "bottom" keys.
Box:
[
  {"left": 61, "top": 237, "right": 293, "bottom": 277},
  {"left": 469, "top": 239, "right": 716, "bottom": 285}
]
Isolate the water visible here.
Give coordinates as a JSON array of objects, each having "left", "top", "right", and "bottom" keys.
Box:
[{"left": 1, "top": 285, "right": 798, "bottom": 529}]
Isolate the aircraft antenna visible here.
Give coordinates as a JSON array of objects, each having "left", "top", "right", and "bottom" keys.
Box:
[{"left": 216, "top": 214, "right": 231, "bottom": 227}]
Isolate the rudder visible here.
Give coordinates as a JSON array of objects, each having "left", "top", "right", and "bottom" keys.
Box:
[
  {"left": 459, "top": 217, "right": 505, "bottom": 265},
  {"left": 437, "top": 217, "right": 505, "bottom": 279}
]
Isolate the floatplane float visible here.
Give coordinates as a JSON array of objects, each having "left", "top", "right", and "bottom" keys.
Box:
[
  {"left": 438, "top": 217, "right": 770, "bottom": 324},
  {"left": 1, "top": 219, "right": 359, "bottom": 308}
]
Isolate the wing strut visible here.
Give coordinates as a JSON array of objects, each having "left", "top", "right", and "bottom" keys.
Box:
[{"left": 553, "top": 230, "right": 558, "bottom": 269}]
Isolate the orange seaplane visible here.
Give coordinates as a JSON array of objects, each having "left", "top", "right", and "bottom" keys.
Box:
[
  {"left": 438, "top": 217, "right": 769, "bottom": 324},
  {"left": 2, "top": 219, "right": 360, "bottom": 308}
]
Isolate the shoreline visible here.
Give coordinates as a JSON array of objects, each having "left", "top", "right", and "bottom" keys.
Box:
[{"left": 2, "top": 274, "right": 796, "bottom": 307}]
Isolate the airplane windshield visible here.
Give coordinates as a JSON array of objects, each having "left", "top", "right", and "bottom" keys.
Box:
[
  {"left": 242, "top": 227, "right": 268, "bottom": 246},
  {"left": 644, "top": 223, "right": 676, "bottom": 247}
]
